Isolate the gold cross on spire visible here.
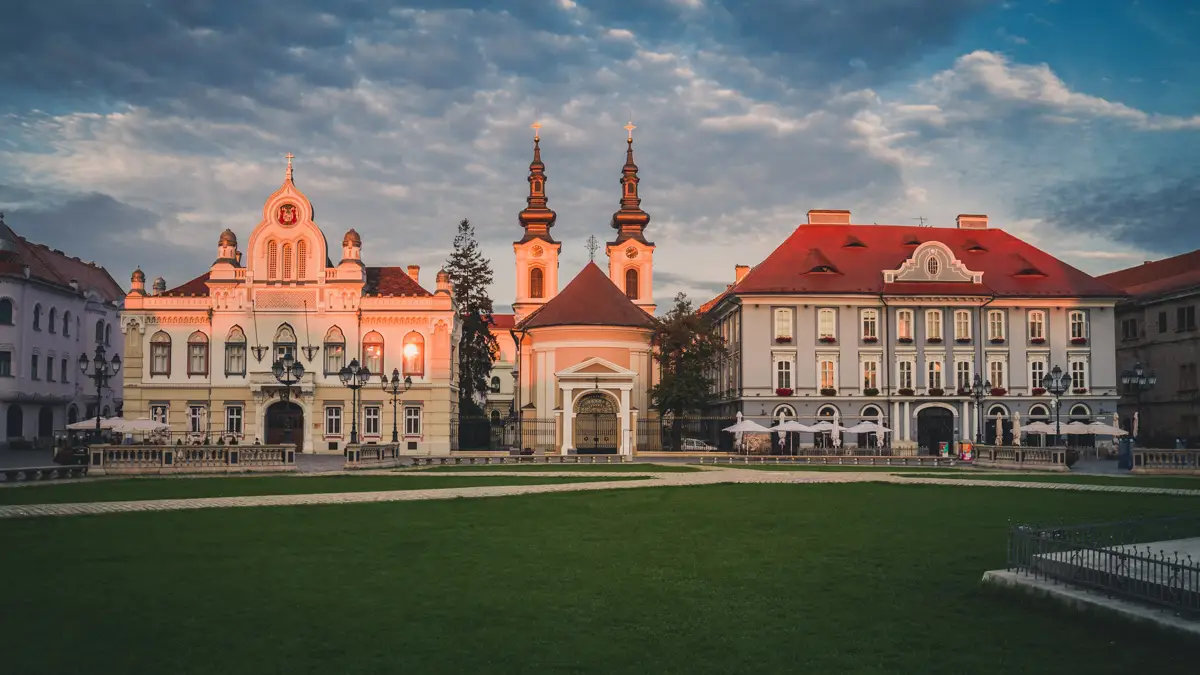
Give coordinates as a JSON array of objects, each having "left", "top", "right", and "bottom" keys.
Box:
[
  {"left": 285, "top": 152, "right": 295, "bottom": 180},
  {"left": 585, "top": 235, "right": 599, "bottom": 262},
  {"left": 624, "top": 120, "right": 636, "bottom": 141},
  {"left": 531, "top": 120, "right": 541, "bottom": 140}
]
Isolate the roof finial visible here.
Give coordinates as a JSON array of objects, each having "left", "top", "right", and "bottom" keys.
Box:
[
  {"left": 586, "top": 235, "right": 599, "bottom": 262},
  {"left": 285, "top": 152, "right": 295, "bottom": 181},
  {"left": 624, "top": 119, "right": 636, "bottom": 142},
  {"left": 531, "top": 120, "right": 541, "bottom": 142}
]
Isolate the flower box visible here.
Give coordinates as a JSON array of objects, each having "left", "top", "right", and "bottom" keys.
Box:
[
  {"left": 774, "top": 336, "right": 793, "bottom": 344},
  {"left": 897, "top": 388, "right": 915, "bottom": 396},
  {"left": 862, "top": 336, "right": 878, "bottom": 343},
  {"left": 1070, "top": 337, "right": 1088, "bottom": 345},
  {"left": 1029, "top": 337, "right": 1046, "bottom": 345},
  {"left": 926, "top": 337, "right": 944, "bottom": 344},
  {"left": 956, "top": 388, "right": 970, "bottom": 396},
  {"left": 898, "top": 337, "right": 913, "bottom": 344},
  {"left": 863, "top": 387, "right": 879, "bottom": 396},
  {"left": 1072, "top": 388, "right": 1088, "bottom": 394},
  {"left": 775, "top": 387, "right": 793, "bottom": 396},
  {"left": 955, "top": 338, "right": 972, "bottom": 344},
  {"left": 928, "top": 387, "right": 945, "bottom": 396},
  {"left": 1032, "top": 387, "right": 1046, "bottom": 396},
  {"left": 990, "top": 387, "right": 1007, "bottom": 396},
  {"left": 818, "top": 336, "right": 837, "bottom": 344},
  {"left": 989, "top": 338, "right": 1005, "bottom": 344},
  {"left": 820, "top": 387, "right": 837, "bottom": 396}
]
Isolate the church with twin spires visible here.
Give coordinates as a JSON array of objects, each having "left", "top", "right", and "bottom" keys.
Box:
[{"left": 489, "top": 123, "right": 660, "bottom": 456}]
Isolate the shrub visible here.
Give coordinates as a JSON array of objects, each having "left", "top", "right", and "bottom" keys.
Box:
[
  {"left": 863, "top": 387, "right": 879, "bottom": 396},
  {"left": 928, "top": 388, "right": 945, "bottom": 396},
  {"left": 820, "top": 387, "right": 837, "bottom": 396}
]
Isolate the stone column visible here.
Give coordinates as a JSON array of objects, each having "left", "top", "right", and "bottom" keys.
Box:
[
  {"left": 560, "top": 386, "right": 574, "bottom": 454},
  {"left": 619, "top": 387, "right": 631, "bottom": 456},
  {"left": 902, "top": 401, "right": 911, "bottom": 442}
]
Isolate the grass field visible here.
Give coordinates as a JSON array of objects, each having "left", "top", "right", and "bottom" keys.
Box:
[
  {"left": 706, "top": 463, "right": 965, "bottom": 472},
  {"left": 0, "top": 474, "right": 641, "bottom": 505},
  {"left": 899, "top": 473, "right": 1200, "bottom": 490},
  {"left": 2, "top": 483, "right": 1197, "bottom": 674},
  {"left": 414, "top": 463, "right": 701, "bottom": 472}
]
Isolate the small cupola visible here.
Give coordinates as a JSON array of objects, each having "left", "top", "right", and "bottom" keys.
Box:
[
  {"left": 342, "top": 229, "right": 362, "bottom": 263},
  {"left": 152, "top": 276, "right": 167, "bottom": 295},
  {"left": 130, "top": 267, "right": 146, "bottom": 294}
]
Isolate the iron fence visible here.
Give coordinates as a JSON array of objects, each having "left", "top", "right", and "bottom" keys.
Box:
[
  {"left": 637, "top": 416, "right": 735, "bottom": 452},
  {"left": 1007, "top": 515, "right": 1200, "bottom": 616},
  {"left": 449, "top": 416, "right": 558, "bottom": 453}
]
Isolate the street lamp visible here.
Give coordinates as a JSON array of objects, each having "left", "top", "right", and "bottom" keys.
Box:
[
  {"left": 381, "top": 368, "right": 413, "bottom": 443},
  {"left": 1042, "top": 365, "right": 1070, "bottom": 446},
  {"left": 271, "top": 353, "right": 305, "bottom": 442},
  {"left": 339, "top": 358, "right": 371, "bottom": 444},
  {"left": 78, "top": 345, "right": 121, "bottom": 441},
  {"left": 970, "top": 372, "right": 991, "bottom": 444},
  {"left": 1120, "top": 361, "right": 1157, "bottom": 444}
]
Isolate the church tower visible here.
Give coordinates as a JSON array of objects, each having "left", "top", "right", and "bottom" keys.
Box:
[
  {"left": 513, "top": 122, "right": 561, "bottom": 322},
  {"left": 606, "top": 122, "right": 655, "bottom": 314}
]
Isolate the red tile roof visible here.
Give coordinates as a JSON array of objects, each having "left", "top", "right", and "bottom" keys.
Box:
[
  {"left": 729, "top": 224, "right": 1123, "bottom": 299},
  {"left": 160, "top": 267, "right": 431, "bottom": 297},
  {"left": 490, "top": 313, "right": 516, "bottom": 330},
  {"left": 0, "top": 221, "right": 124, "bottom": 301},
  {"left": 520, "top": 262, "right": 655, "bottom": 330},
  {"left": 1097, "top": 251, "right": 1200, "bottom": 300},
  {"left": 698, "top": 286, "right": 733, "bottom": 314}
]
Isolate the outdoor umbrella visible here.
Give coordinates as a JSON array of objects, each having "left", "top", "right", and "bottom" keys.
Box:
[
  {"left": 66, "top": 417, "right": 115, "bottom": 431},
  {"left": 1061, "top": 421, "right": 1093, "bottom": 434},
  {"left": 109, "top": 418, "right": 169, "bottom": 434},
  {"left": 1021, "top": 421, "right": 1056, "bottom": 434},
  {"left": 723, "top": 419, "right": 771, "bottom": 454},
  {"left": 842, "top": 421, "right": 891, "bottom": 435},
  {"left": 994, "top": 415, "right": 1002, "bottom": 446},
  {"left": 1012, "top": 411, "right": 1022, "bottom": 447},
  {"left": 1133, "top": 412, "right": 1139, "bottom": 438},
  {"left": 1085, "top": 422, "right": 1128, "bottom": 436},
  {"left": 832, "top": 411, "right": 842, "bottom": 448}
]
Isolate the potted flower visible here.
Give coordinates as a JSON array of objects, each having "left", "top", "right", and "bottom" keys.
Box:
[
  {"left": 775, "top": 387, "right": 793, "bottom": 396},
  {"left": 928, "top": 387, "right": 945, "bottom": 396},
  {"left": 898, "top": 388, "right": 915, "bottom": 396},
  {"left": 863, "top": 387, "right": 879, "bottom": 396},
  {"left": 990, "top": 387, "right": 1007, "bottom": 396},
  {"left": 820, "top": 387, "right": 837, "bottom": 396},
  {"left": 955, "top": 337, "right": 971, "bottom": 344},
  {"left": 956, "top": 387, "right": 969, "bottom": 396},
  {"left": 1029, "top": 337, "right": 1046, "bottom": 345},
  {"left": 898, "top": 336, "right": 913, "bottom": 344},
  {"left": 775, "top": 336, "right": 793, "bottom": 344},
  {"left": 1032, "top": 387, "right": 1046, "bottom": 395},
  {"left": 1070, "top": 337, "right": 1087, "bottom": 345},
  {"left": 862, "top": 336, "right": 878, "bottom": 343},
  {"left": 818, "top": 336, "right": 837, "bottom": 344},
  {"left": 989, "top": 337, "right": 1005, "bottom": 344},
  {"left": 1072, "top": 387, "right": 1088, "bottom": 394},
  {"left": 926, "top": 337, "right": 943, "bottom": 344}
]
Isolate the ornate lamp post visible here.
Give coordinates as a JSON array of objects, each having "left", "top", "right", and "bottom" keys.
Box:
[
  {"left": 1042, "top": 365, "right": 1070, "bottom": 446},
  {"left": 970, "top": 373, "right": 991, "bottom": 444},
  {"left": 78, "top": 345, "right": 121, "bottom": 441},
  {"left": 381, "top": 368, "right": 413, "bottom": 443},
  {"left": 339, "top": 358, "right": 371, "bottom": 444},
  {"left": 1120, "top": 361, "right": 1157, "bottom": 444},
  {"left": 271, "top": 353, "right": 305, "bottom": 442}
]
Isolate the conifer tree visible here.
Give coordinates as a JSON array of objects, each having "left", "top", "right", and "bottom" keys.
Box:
[
  {"left": 445, "top": 218, "right": 498, "bottom": 417},
  {"left": 649, "top": 293, "right": 727, "bottom": 450}
]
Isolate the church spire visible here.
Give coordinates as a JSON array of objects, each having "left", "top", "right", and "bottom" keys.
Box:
[
  {"left": 517, "top": 121, "right": 557, "bottom": 243},
  {"left": 610, "top": 121, "right": 650, "bottom": 244},
  {"left": 285, "top": 152, "right": 295, "bottom": 183}
]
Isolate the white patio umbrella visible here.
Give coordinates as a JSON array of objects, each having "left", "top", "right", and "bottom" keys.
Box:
[
  {"left": 994, "top": 415, "right": 1003, "bottom": 446},
  {"left": 724, "top": 418, "right": 771, "bottom": 454},
  {"left": 832, "top": 411, "right": 842, "bottom": 448},
  {"left": 843, "top": 421, "right": 891, "bottom": 435},
  {"left": 1012, "top": 411, "right": 1022, "bottom": 447},
  {"left": 67, "top": 416, "right": 115, "bottom": 431},
  {"left": 109, "top": 418, "right": 169, "bottom": 434},
  {"left": 1022, "top": 421, "right": 1056, "bottom": 434},
  {"left": 1085, "top": 422, "right": 1128, "bottom": 436},
  {"left": 773, "top": 420, "right": 816, "bottom": 433},
  {"left": 1132, "top": 412, "right": 1139, "bottom": 438},
  {"left": 1061, "top": 421, "right": 1093, "bottom": 435}
]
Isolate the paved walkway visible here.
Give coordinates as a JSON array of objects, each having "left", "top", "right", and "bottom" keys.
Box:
[{"left": 2, "top": 466, "right": 1198, "bottom": 520}]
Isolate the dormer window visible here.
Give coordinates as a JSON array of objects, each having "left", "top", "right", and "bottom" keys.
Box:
[{"left": 810, "top": 265, "right": 835, "bottom": 273}]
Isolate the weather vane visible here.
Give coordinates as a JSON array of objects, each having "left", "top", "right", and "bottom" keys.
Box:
[
  {"left": 912, "top": 216, "right": 928, "bottom": 227},
  {"left": 585, "top": 235, "right": 599, "bottom": 262}
]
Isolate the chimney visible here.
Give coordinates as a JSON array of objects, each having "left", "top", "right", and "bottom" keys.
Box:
[
  {"left": 734, "top": 264, "right": 751, "bottom": 284},
  {"left": 956, "top": 214, "right": 988, "bottom": 230},
  {"left": 407, "top": 265, "right": 420, "bottom": 283},
  {"left": 807, "top": 209, "right": 851, "bottom": 225}
]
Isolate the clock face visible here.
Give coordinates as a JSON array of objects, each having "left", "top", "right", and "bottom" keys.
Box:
[
  {"left": 625, "top": 246, "right": 638, "bottom": 259},
  {"left": 531, "top": 245, "right": 544, "bottom": 258}
]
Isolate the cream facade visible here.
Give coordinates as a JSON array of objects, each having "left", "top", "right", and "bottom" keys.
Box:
[{"left": 120, "top": 159, "right": 458, "bottom": 453}]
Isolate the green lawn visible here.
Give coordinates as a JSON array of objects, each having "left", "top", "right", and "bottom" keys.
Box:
[
  {"left": 0, "top": 474, "right": 642, "bottom": 505},
  {"left": 2, "top": 484, "right": 1197, "bottom": 674},
  {"left": 900, "top": 473, "right": 1200, "bottom": 490},
  {"left": 415, "top": 463, "right": 701, "bottom": 472},
  {"left": 708, "top": 463, "right": 965, "bottom": 472}
]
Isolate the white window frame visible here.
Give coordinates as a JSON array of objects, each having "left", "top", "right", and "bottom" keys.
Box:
[
  {"left": 364, "top": 406, "right": 381, "bottom": 437},
  {"left": 773, "top": 308, "right": 793, "bottom": 340},
  {"left": 1069, "top": 356, "right": 1089, "bottom": 391},
  {"left": 404, "top": 406, "right": 422, "bottom": 437},
  {"left": 325, "top": 406, "right": 343, "bottom": 437},
  {"left": 150, "top": 404, "right": 169, "bottom": 425},
  {"left": 862, "top": 359, "right": 878, "bottom": 390},
  {"left": 188, "top": 405, "right": 206, "bottom": 434},
  {"left": 897, "top": 359, "right": 915, "bottom": 391},
  {"left": 1028, "top": 310, "right": 1046, "bottom": 341},
  {"left": 897, "top": 310, "right": 913, "bottom": 340},
  {"left": 817, "top": 308, "right": 836, "bottom": 340},
  {"left": 988, "top": 310, "right": 1005, "bottom": 341},
  {"left": 925, "top": 310, "right": 943, "bottom": 341},
  {"left": 861, "top": 309, "right": 878, "bottom": 341},
  {"left": 988, "top": 357, "right": 1007, "bottom": 390},
  {"left": 1069, "top": 310, "right": 1088, "bottom": 340},
  {"left": 225, "top": 405, "right": 243, "bottom": 436},
  {"left": 955, "top": 360, "right": 972, "bottom": 392},
  {"left": 926, "top": 358, "right": 944, "bottom": 391},
  {"left": 817, "top": 356, "right": 837, "bottom": 390},
  {"left": 954, "top": 310, "right": 971, "bottom": 341},
  {"left": 1030, "top": 360, "right": 1047, "bottom": 391},
  {"left": 775, "top": 359, "right": 793, "bottom": 390}
]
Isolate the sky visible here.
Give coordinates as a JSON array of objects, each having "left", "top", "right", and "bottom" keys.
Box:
[{"left": 1, "top": 0, "right": 1198, "bottom": 312}]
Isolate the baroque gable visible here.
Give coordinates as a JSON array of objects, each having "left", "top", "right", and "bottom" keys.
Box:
[{"left": 883, "top": 241, "right": 983, "bottom": 284}]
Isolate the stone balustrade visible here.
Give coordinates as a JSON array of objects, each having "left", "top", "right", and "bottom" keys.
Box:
[
  {"left": 88, "top": 444, "right": 298, "bottom": 476},
  {"left": 1132, "top": 449, "right": 1200, "bottom": 475},
  {"left": 974, "top": 445, "right": 1069, "bottom": 472},
  {"left": 344, "top": 444, "right": 405, "bottom": 470},
  {"left": 694, "top": 454, "right": 958, "bottom": 467},
  {"left": 1, "top": 465, "right": 88, "bottom": 483}
]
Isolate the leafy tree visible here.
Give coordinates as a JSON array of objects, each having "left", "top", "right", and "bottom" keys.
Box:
[
  {"left": 445, "top": 218, "right": 498, "bottom": 419},
  {"left": 649, "top": 293, "right": 727, "bottom": 450}
]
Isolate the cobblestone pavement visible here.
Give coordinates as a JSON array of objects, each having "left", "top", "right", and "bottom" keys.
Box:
[{"left": 1, "top": 466, "right": 1198, "bottom": 520}]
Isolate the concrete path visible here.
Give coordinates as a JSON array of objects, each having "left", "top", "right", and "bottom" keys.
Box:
[{"left": 2, "top": 466, "right": 1198, "bottom": 520}]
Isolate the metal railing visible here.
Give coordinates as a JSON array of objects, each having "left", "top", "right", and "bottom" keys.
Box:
[
  {"left": 449, "top": 416, "right": 558, "bottom": 454},
  {"left": 1134, "top": 449, "right": 1200, "bottom": 474},
  {"left": 1007, "top": 516, "right": 1200, "bottom": 616}
]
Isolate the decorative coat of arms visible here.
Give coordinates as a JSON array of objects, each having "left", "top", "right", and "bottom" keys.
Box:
[{"left": 278, "top": 203, "right": 298, "bottom": 226}]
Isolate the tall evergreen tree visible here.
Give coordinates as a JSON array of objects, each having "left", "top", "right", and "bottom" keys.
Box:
[
  {"left": 445, "top": 218, "right": 498, "bottom": 417},
  {"left": 649, "top": 293, "right": 727, "bottom": 450}
]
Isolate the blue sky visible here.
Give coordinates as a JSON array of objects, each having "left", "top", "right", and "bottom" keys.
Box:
[{"left": 1, "top": 0, "right": 1197, "bottom": 309}]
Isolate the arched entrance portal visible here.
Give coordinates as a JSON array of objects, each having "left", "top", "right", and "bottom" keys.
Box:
[
  {"left": 574, "top": 393, "right": 618, "bottom": 454},
  {"left": 916, "top": 406, "right": 954, "bottom": 455},
  {"left": 37, "top": 406, "right": 54, "bottom": 439},
  {"left": 265, "top": 401, "right": 303, "bottom": 447}
]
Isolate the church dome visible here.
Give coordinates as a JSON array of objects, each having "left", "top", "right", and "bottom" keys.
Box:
[
  {"left": 218, "top": 229, "right": 237, "bottom": 247},
  {"left": 131, "top": 267, "right": 145, "bottom": 283},
  {"left": 152, "top": 276, "right": 166, "bottom": 293},
  {"left": 436, "top": 268, "right": 449, "bottom": 283},
  {"left": 343, "top": 229, "right": 361, "bottom": 247}
]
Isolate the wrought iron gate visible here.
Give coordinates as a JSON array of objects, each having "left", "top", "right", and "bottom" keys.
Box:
[{"left": 574, "top": 393, "right": 619, "bottom": 454}]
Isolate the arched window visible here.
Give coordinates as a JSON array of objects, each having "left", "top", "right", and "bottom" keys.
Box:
[
  {"left": 281, "top": 243, "right": 294, "bottom": 279},
  {"left": 0, "top": 298, "right": 12, "bottom": 325},
  {"left": 1028, "top": 404, "right": 1050, "bottom": 420},
  {"left": 297, "top": 239, "right": 308, "bottom": 279},
  {"left": 225, "top": 326, "right": 247, "bottom": 376},
  {"left": 625, "top": 268, "right": 639, "bottom": 300},
  {"left": 324, "top": 326, "right": 346, "bottom": 374},
  {"left": 267, "top": 240, "right": 279, "bottom": 279},
  {"left": 105, "top": 323, "right": 112, "bottom": 345},
  {"left": 273, "top": 324, "right": 297, "bottom": 362},
  {"left": 402, "top": 331, "right": 424, "bottom": 378},
  {"left": 489, "top": 376, "right": 501, "bottom": 393},
  {"left": 33, "top": 304, "right": 42, "bottom": 331},
  {"left": 67, "top": 405, "right": 78, "bottom": 425},
  {"left": 1069, "top": 403, "right": 1091, "bottom": 420},
  {"left": 187, "top": 331, "right": 209, "bottom": 376},
  {"left": 150, "top": 331, "right": 171, "bottom": 376},
  {"left": 529, "top": 267, "right": 544, "bottom": 299},
  {"left": 490, "top": 410, "right": 502, "bottom": 425},
  {"left": 859, "top": 405, "right": 883, "bottom": 448},
  {"left": 95, "top": 320, "right": 104, "bottom": 344},
  {"left": 362, "top": 331, "right": 385, "bottom": 374},
  {"left": 48, "top": 308, "right": 57, "bottom": 334},
  {"left": 62, "top": 311, "right": 70, "bottom": 336}
]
